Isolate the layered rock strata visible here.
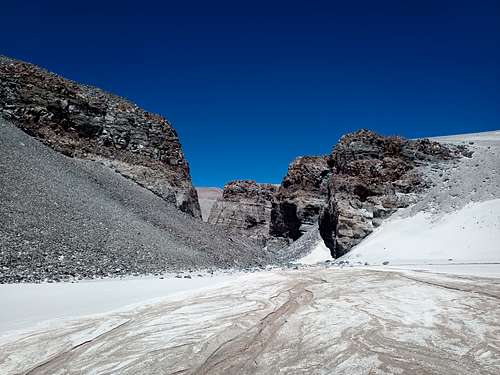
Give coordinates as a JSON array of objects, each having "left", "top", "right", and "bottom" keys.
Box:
[
  {"left": 270, "top": 156, "right": 331, "bottom": 241},
  {"left": 0, "top": 56, "right": 200, "bottom": 217},
  {"left": 319, "top": 129, "right": 471, "bottom": 257},
  {"left": 208, "top": 180, "right": 278, "bottom": 244}
]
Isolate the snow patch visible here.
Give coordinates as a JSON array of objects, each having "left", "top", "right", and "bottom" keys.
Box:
[
  {"left": 431, "top": 130, "right": 500, "bottom": 142},
  {"left": 341, "top": 199, "right": 500, "bottom": 265},
  {"left": 296, "top": 240, "right": 332, "bottom": 264},
  {"left": 0, "top": 274, "right": 235, "bottom": 335}
]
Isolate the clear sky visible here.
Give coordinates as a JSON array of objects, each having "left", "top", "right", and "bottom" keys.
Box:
[{"left": 1, "top": 1, "right": 499, "bottom": 187}]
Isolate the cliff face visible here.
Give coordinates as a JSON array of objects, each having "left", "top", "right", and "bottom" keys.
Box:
[
  {"left": 210, "top": 131, "right": 469, "bottom": 261},
  {"left": 270, "top": 156, "right": 331, "bottom": 241},
  {"left": 319, "top": 129, "right": 470, "bottom": 257},
  {"left": 0, "top": 56, "right": 201, "bottom": 218},
  {"left": 208, "top": 180, "right": 278, "bottom": 244}
]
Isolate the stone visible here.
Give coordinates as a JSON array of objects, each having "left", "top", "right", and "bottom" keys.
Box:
[
  {"left": 208, "top": 180, "right": 278, "bottom": 245},
  {"left": 319, "top": 129, "right": 468, "bottom": 258},
  {"left": 0, "top": 55, "right": 201, "bottom": 217},
  {"left": 270, "top": 156, "right": 330, "bottom": 240}
]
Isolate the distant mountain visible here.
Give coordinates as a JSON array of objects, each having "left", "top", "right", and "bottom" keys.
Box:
[{"left": 196, "top": 187, "right": 222, "bottom": 221}]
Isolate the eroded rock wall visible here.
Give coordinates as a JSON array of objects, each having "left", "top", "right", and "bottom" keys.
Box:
[
  {"left": 270, "top": 156, "right": 331, "bottom": 241},
  {"left": 319, "top": 129, "right": 470, "bottom": 257},
  {"left": 206, "top": 130, "right": 469, "bottom": 260},
  {"left": 0, "top": 56, "right": 201, "bottom": 217},
  {"left": 208, "top": 180, "right": 278, "bottom": 244}
]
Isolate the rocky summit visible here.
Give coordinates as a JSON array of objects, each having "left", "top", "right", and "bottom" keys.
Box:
[
  {"left": 319, "top": 129, "right": 471, "bottom": 257},
  {"left": 0, "top": 56, "right": 200, "bottom": 217},
  {"left": 209, "top": 130, "right": 471, "bottom": 260},
  {"left": 208, "top": 180, "right": 278, "bottom": 245}
]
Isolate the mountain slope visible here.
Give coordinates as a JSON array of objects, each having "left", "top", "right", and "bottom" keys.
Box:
[
  {"left": 0, "top": 119, "right": 267, "bottom": 283},
  {"left": 0, "top": 56, "right": 200, "bottom": 217},
  {"left": 339, "top": 130, "right": 500, "bottom": 266}
]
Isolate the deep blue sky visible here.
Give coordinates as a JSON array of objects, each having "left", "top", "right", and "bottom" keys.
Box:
[{"left": 1, "top": 1, "right": 499, "bottom": 186}]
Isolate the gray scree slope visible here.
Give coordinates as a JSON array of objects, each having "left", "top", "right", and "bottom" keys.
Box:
[{"left": 0, "top": 119, "right": 269, "bottom": 283}]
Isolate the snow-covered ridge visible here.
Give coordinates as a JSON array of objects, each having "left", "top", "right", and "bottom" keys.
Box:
[
  {"left": 296, "top": 129, "right": 500, "bottom": 266},
  {"left": 430, "top": 129, "right": 500, "bottom": 142},
  {"left": 335, "top": 129, "right": 500, "bottom": 271}
]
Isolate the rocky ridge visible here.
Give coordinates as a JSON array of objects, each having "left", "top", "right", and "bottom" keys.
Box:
[
  {"left": 0, "top": 56, "right": 200, "bottom": 217},
  {"left": 208, "top": 180, "right": 278, "bottom": 244},
  {"left": 319, "top": 130, "right": 471, "bottom": 257},
  {"left": 209, "top": 130, "right": 470, "bottom": 260}
]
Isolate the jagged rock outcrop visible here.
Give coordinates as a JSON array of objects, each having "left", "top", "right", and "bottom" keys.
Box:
[
  {"left": 208, "top": 180, "right": 278, "bottom": 244},
  {"left": 0, "top": 56, "right": 201, "bottom": 217},
  {"left": 206, "top": 130, "right": 469, "bottom": 261},
  {"left": 319, "top": 129, "right": 470, "bottom": 258},
  {"left": 270, "top": 156, "right": 331, "bottom": 241}
]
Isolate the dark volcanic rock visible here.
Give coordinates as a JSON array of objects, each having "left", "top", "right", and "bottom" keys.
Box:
[
  {"left": 208, "top": 180, "right": 278, "bottom": 244},
  {"left": 0, "top": 55, "right": 201, "bottom": 217},
  {"left": 270, "top": 156, "right": 331, "bottom": 241},
  {"left": 319, "top": 129, "right": 469, "bottom": 258}
]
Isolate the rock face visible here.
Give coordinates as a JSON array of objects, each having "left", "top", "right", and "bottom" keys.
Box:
[
  {"left": 270, "top": 156, "right": 331, "bottom": 241},
  {"left": 0, "top": 56, "right": 201, "bottom": 217},
  {"left": 319, "top": 129, "right": 470, "bottom": 258},
  {"left": 196, "top": 187, "right": 223, "bottom": 221},
  {"left": 206, "top": 130, "right": 469, "bottom": 261},
  {"left": 208, "top": 180, "right": 278, "bottom": 244}
]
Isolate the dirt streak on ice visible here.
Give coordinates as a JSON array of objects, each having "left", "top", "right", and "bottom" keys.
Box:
[{"left": 1, "top": 268, "right": 499, "bottom": 375}]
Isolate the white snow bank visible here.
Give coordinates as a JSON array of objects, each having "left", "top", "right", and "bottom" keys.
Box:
[
  {"left": 296, "top": 240, "right": 332, "bottom": 264},
  {"left": 431, "top": 129, "right": 500, "bottom": 142},
  {"left": 382, "top": 264, "right": 500, "bottom": 278},
  {"left": 341, "top": 199, "right": 500, "bottom": 265},
  {"left": 0, "top": 274, "right": 234, "bottom": 335}
]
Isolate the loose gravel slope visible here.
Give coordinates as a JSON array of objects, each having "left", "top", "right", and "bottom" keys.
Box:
[{"left": 0, "top": 119, "right": 266, "bottom": 283}]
